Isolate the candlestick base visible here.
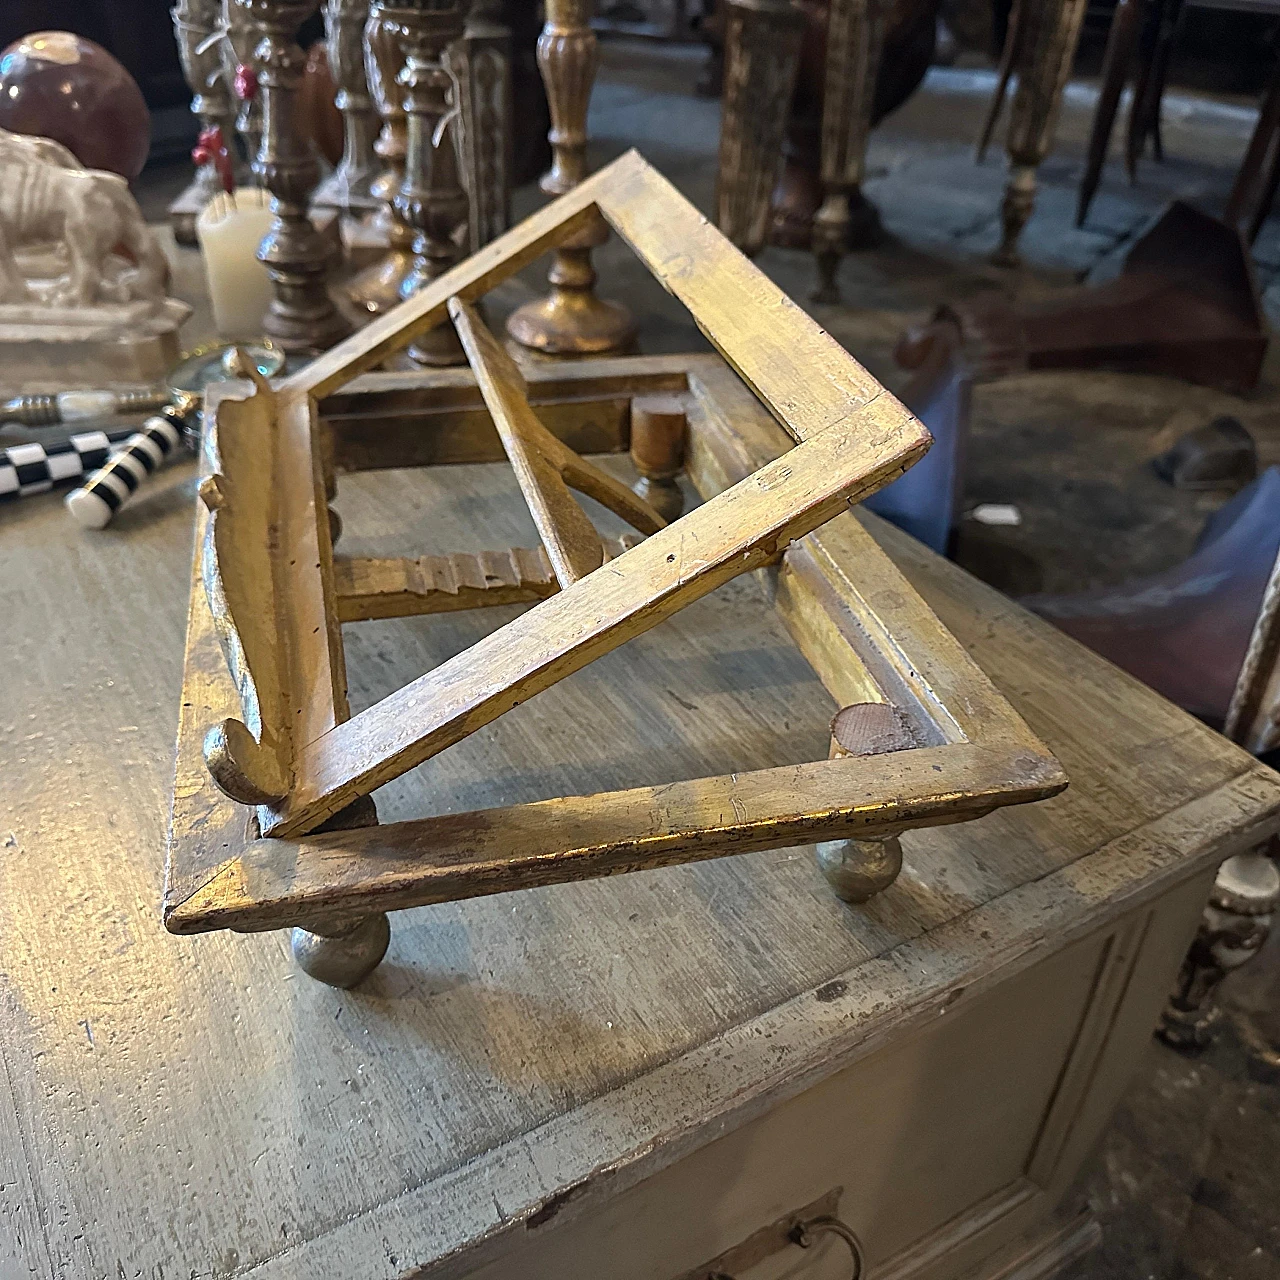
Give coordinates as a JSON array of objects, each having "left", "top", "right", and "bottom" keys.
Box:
[
  {"left": 406, "top": 320, "right": 467, "bottom": 367},
  {"left": 346, "top": 249, "right": 416, "bottom": 316},
  {"left": 506, "top": 241, "right": 635, "bottom": 356},
  {"left": 506, "top": 288, "right": 636, "bottom": 356}
]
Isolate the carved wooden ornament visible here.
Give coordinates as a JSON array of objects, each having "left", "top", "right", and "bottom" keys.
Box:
[{"left": 165, "top": 151, "right": 1065, "bottom": 966}]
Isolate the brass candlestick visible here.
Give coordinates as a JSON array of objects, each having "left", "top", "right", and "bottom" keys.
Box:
[
  {"left": 235, "top": 0, "right": 351, "bottom": 354},
  {"left": 313, "top": 0, "right": 381, "bottom": 213},
  {"left": 171, "top": 0, "right": 240, "bottom": 244},
  {"left": 345, "top": 4, "right": 417, "bottom": 314},
  {"left": 390, "top": 0, "right": 471, "bottom": 366},
  {"left": 505, "top": 0, "right": 634, "bottom": 356},
  {"left": 223, "top": 0, "right": 264, "bottom": 166}
]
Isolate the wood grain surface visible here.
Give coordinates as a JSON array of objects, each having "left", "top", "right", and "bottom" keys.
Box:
[{"left": 2, "top": 372, "right": 1278, "bottom": 1279}]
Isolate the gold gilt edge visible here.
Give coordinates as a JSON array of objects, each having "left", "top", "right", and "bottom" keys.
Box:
[
  {"left": 167, "top": 743, "right": 1061, "bottom": 934},
  {"left": 165, "top": 353, "right": 1065, "bottom": 934}
]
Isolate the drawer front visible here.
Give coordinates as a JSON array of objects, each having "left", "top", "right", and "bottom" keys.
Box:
[{"left": 458, "top": 872, "right": 1212, "bottom": 1280}]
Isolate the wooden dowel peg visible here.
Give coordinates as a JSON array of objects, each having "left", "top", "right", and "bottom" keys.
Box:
[{"left": 629, "top": 393, "right": 687, "bottom": 523}]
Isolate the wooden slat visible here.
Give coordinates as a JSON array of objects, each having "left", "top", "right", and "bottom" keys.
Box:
[
  {"left": 286, "top": 164, "right": 613, "bottom": 401},
  {"left": 333, "top": 536, "right": 643, "bottom": 622},
  {"left": 595, "top": 155, "right": 903, "bottom": 444},
  {"left": 263, "top": 393, "right": 930, "bottom": 837},
  {"left": 168, "top": 742, "right": 1064, "bottom": 934},
  {"left": 451, "top": 298, "right": 612, "bottom": 585},
  {"left": 449, "top": 298, "right": 667, "bottom": 588}
]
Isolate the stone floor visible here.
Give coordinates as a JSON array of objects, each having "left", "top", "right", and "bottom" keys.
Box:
[{"left": 129, "top": 39, "right": 1280, "bottom": 1278}]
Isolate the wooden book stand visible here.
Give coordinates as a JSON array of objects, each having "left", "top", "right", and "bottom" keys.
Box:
[{"left": 165, "top": 151, "right": 1066, "bottom": 987}]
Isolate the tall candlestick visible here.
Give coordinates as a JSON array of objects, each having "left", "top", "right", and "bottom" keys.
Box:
[
  {"left": 391, "top": 0, "right": 471, "bottom": 366},
  {"left": 223, "top": 0, "right": 264, "bottom": 166},
  {"left": 505, "top": 0, "right": 634, "bottom": 357},
  {"left": 313, "top": 0, "right": 380, "bottom": 213},
  {"left": 171, "top": 0, "right": 240, "bottom": 244},
  {"left": 345, "top": 5, "right": 417, "bottom": 314},
  {"left": 235, "top": 0, "right": 350, "bottom": 353}
]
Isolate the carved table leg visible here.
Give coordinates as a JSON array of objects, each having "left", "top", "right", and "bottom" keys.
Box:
[
  {"left": 451, "top": 9, "right": 513, "bottom": 254},
  {"left": 172, "top": 0, "right": 239, "bottom": 244},
  {"left": 811, "top": 0, "right": 886, "bottom": 303},
  {"left": 346, "top": 5, "right": 418, "bottom": 314},
  {"left": 1158, "top": 846, "right": 1280, "bottom": 1049},
  {"left": 994, "top": 0, "right": 1089, "bottom": 267},
  {"left": 506, "top": 0, "right": 635, "bottom": 357},
  {"left": 629, "top": 393, "right": 687, "bottom": 523},
  {"left": 313, "top": 0, "right": 381, "bottom": 214},
  {"left": 815, "top": 703, "right": 915, "bottom": 903},
  {"left": 715, "top": 0, "right": 805, "bottom": 256},
  {"left": 237, "top": 0, "right": 351, "bottom": 354},
  {"left": 392, "top": 0, "right": 472, "bottom": 368},
  {"left": 224, "top": 0, "right": 264, "bottom": 168},
  {"left": 290, "top": 796, "right": 391, "bottom": 987}
]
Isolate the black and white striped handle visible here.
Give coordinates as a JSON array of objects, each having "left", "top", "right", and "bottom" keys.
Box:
[
  {"left": 65, "top": 410, "right": 187, "bottom": 530},
  {"left": 0, "top": 429, "right": 135, "bottom": 504}
]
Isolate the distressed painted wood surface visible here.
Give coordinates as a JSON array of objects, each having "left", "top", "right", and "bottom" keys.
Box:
[{"left": 2, "top": 411, "right": 1279, "bottom": 1279}]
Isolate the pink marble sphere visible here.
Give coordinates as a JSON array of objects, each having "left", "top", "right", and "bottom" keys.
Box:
[{"left": 0, "top": 31, "right": 151, "bottom": 179}]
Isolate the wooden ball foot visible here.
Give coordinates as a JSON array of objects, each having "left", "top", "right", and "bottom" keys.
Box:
[
  {"left": 291, "top": 913, "right": 390, "bottom": 988},
  {"left": 816, "top": 835, "right": 903, "bottom": 903}
]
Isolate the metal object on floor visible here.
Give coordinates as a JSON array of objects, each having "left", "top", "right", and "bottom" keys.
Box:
[
  {"left": 345, "top": 3, "right": 418, "bottom": 314},
  {"left": 505, "top": 0, "right": 635, "bottom": 356},
  {"left": 935, "top": 201, "right": 1268, "bottom": 394}
]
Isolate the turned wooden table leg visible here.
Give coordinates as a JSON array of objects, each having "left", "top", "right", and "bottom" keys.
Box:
[
  {"left": 313, "top": 0, "right": 381, "bottom": 214},
  {"left": 238, "top": 0, "right": 351, "bottom": 353},
  {"left": 1076, "top": 0, "right": 1146, "bottom": 227},
  {"left": 815, "top": 703, "right": 916, "bottom": 903},
  {"left": 393, "top": 0, "right": 472, "bottom": 368},
  {"left": 715, "top": 0, "right": 805, "bottom": 256},
  {"left": 290, "top": 796, "right": 392, "bottom": 987},
  {"left": 346, "top": 5, "right": 417, "bottom": 315},
  {"left": 811, "top": 0, "right": 886, "bottom": 303},
  {"left": 171, "top": 0, "right": 239, "bottom": 244},
  {"left": 1158, "top": 846, "right": 1280, "bottom": 1049},
  {"left": 629, "top": 393, "right": 687, "bottom": 523},
  {"left": 994, "top": 0, "right": 1089, "bottom": 267},
  {"left": 505, "top": 0, "right": 635, "bottom": 356}
]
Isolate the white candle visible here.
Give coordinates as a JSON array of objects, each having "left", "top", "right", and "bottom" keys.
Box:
[{"left": 196, "top": 190, "right": 276, "bottom": 341}]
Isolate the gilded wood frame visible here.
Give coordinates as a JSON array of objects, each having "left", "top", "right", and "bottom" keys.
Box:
[{"left": 165, "top": 152, "right": 1065, "bottom": 939}]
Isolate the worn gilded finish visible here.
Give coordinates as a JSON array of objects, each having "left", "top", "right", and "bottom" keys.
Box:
[{"left": 6, "top": 383, "right": 1280, "bottom": 1274}]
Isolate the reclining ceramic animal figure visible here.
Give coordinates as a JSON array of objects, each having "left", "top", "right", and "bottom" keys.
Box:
[{"left": 0, "top": 126, "right": 166, "bottom": 307}]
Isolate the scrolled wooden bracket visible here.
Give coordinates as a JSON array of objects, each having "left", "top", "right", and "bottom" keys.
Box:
[
  {"left": 203, "top": 718, "right": 290, "bottom": 806},
  {"left": 198, "top": 368, "right": 296, "bottom": 808}
]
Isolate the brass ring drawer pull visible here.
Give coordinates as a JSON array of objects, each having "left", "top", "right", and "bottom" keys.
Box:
[
  {"left": 709, "top": 1213, "right": 866, "bottom": 1280},
  {"left": 793, "top": 1215, "right": 865, "bottom": 1279}
]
